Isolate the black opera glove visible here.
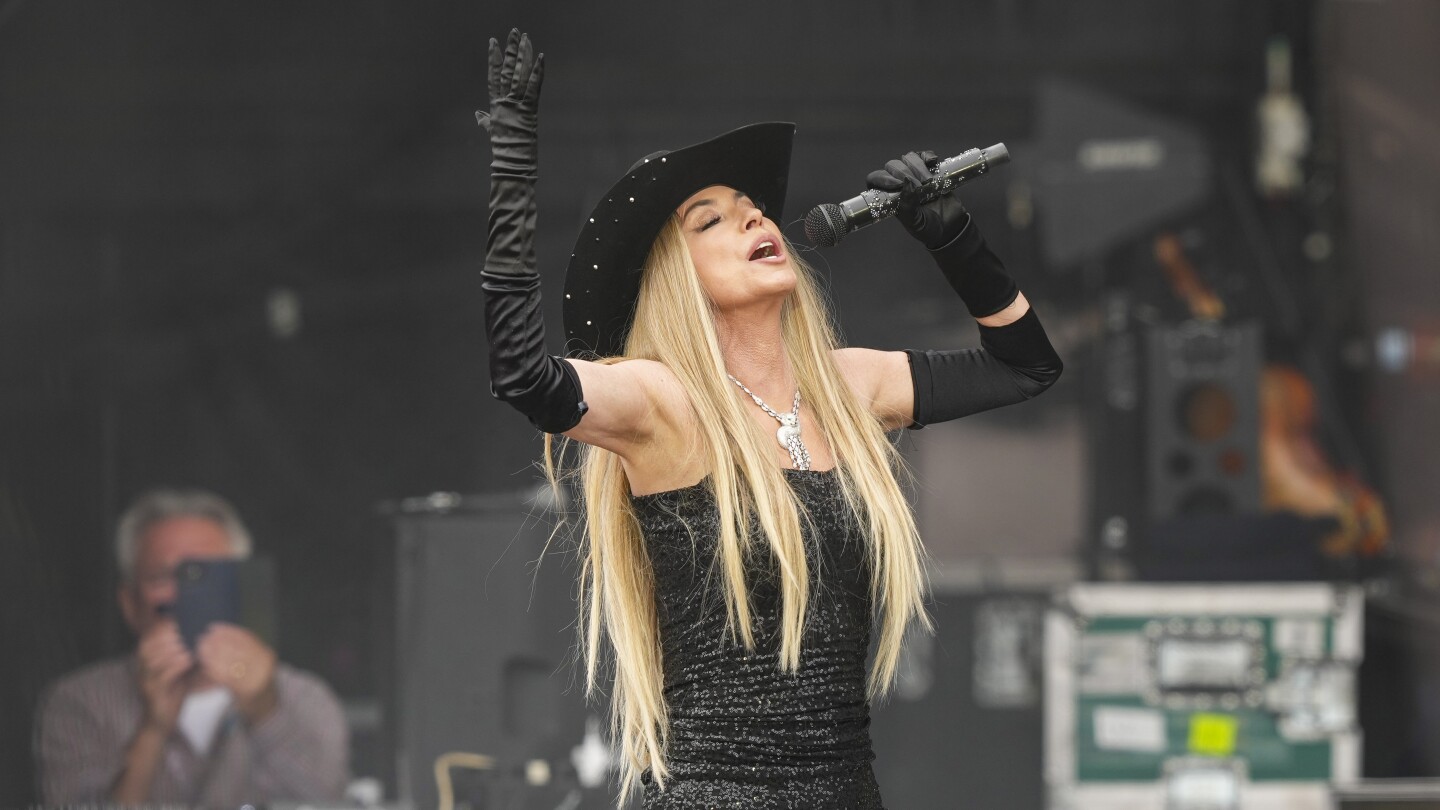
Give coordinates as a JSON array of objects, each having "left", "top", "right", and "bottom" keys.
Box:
[
  {"left": 476, "top": 30, "right": 586, "bottom": 433},
  {"left": 478, "top": 28, "right": 543, "bottom": 276},
  {"left": 867, "top": 150, "right": 1018, "bottom": 319},
  {"left": 906, "top": 309, "right": 1063, "bottom": 428}
]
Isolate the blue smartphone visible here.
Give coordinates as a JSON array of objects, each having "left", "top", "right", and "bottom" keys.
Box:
[{"left": 174, "top": 558, "right": 242, "bottom": 650}]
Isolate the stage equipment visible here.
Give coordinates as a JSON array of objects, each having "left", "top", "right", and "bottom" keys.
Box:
[
  {"left": 1046, "top": 583, "right": 1363, "bottom": 810},
  {"left": 1086, "top": 232, "right": 1269, "bottom": 579},
  {"left": 870, "top": 566, "right": 1066, "bottom": 810},
  {"left": 1086, "top": 313, "right": 1267, "bottom": 580},
  {"left": 1143, "top": 320, "right": 1262, "bottom": 522},
  {"left": 1334, "top": 779, "right": 1440, "bottom": 808},
  {"left": 386, "top": 489, "right": 614, "bottom": 810},
  {"left": 1254, "top": 36, "right": 1310, "bottom": 200},
  {"left": 1023, "top": 79, "right": 1212, "bottom": 268}
]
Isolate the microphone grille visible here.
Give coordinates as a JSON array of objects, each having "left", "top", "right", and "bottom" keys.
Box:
[{"left": 803, "top": 203, "right": 848, "bottom": 247}]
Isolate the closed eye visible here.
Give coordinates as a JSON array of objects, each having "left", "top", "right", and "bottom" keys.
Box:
[{"left": 697, "top": 214, "right": 722, "bottom": 232}]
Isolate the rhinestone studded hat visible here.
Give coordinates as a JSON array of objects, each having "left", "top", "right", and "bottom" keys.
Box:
[{"left": 562, "top": 122, "right": 795, "bottom": 359}]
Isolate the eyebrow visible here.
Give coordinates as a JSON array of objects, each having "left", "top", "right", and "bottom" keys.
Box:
[{"left": 680, "top": 189, "right": 749, "bottom": 223}]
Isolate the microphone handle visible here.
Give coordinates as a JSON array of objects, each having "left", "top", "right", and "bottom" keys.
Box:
[
  {"left": 931, "top": 143, "right": 1010, "bottom": 197},
  {"left": 847, "top": 144, "right": 1010, "bottom": 232},
  {"left": 807, "top": 143, "right": 1010, "bottom": 247}
]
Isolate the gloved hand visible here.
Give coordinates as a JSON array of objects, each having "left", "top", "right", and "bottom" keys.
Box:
[
  {"left": 477, "top": 29, "right": 543, "bottom": 180},
  {"left": 475, "top": 30, "right": 586, "bottom": 434},
  {"left": 868, "top": 148, "right": 1017, "bottom": 318},
  {"left": 866, "top": 150, "right": 970, "bottom": 250},
  {"left": 478, "top": 28, "right": 544, "bottom": 272}
]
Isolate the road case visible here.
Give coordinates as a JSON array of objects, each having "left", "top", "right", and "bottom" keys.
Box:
[{"left": 1045, "top": 583, "right": 1363, "bottom": 810}]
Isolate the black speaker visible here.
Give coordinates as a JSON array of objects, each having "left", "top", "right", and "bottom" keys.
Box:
[
  {"left": 870, "top": 584, "right": 1051, "bottom": 810},
  {"left": 1085, "top": 293, "right": 1149, "bottom": 578},
  {"left": 1143, "top": 320, "right": 1262, "bottom": 521},
  {"left": 389, "top": 491, "right": 611, "bottom": 809}
]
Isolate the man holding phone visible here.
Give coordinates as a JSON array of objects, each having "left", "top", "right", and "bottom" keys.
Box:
[{"left": 35, "top": 488, "right": 350, "bottom": 806}]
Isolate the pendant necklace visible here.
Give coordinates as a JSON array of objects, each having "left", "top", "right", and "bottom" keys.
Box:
[{"left": 726, "top": 374, "right": 812, "bottom": 471}]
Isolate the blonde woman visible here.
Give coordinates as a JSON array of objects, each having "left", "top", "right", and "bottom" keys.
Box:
[{"left": 477, "top": 31, "right": 1060, "bottom": 809}]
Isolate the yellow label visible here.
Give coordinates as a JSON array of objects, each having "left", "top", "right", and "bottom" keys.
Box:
[{"left": 1188, "top": 713, "right": 1239, "bottom": 756}]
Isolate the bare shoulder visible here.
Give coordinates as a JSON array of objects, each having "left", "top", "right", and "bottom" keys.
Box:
[
  {"left": 832, "top": 347, "right": 914, "bottom": 430},
  {"left": 832, "top": 347, "right": 909, "bottom": 396},
  {"left": 592, "top": 357, "right": 687, "bottom": 405}
]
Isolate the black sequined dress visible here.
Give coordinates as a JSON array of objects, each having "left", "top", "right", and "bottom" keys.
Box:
[{"left": 632, "top": 468, "right": 884, "bottom": 810}]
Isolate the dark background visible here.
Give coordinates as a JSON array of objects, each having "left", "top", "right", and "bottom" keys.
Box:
[{"left": 3, "top": 0, "right": 1438, "bottom": 805}]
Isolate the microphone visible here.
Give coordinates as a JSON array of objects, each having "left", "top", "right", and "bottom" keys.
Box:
[{"left": 803, "top": 143, "right": 1010, "bottom": 247}]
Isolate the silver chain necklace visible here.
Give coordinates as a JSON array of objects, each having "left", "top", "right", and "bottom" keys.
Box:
[{"left": 726, "top": 374, "right": 812, "bottom": 471}]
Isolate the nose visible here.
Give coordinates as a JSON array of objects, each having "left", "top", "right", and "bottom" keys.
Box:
[
  {"left": 142, "top": 574, "right": 178, "bottom": 608},
  {"left": 742, "top": 202, "right": 764, "bottom": 230},
  {"left": 153, "top": 582, "right": 178, "bottom": 610}
]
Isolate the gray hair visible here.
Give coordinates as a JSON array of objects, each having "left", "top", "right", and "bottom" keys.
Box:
[{"left": 115, "top": 488, "right": 253, "bottom": 582}]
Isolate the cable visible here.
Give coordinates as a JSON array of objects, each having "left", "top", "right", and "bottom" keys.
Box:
[{"left": 434, "top": 751, "right": 496, "bottom": 810}]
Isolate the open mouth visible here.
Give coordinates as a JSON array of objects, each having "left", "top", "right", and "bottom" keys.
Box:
[{"left": 749, "top": 240, "right": 779, "bottom": 261}]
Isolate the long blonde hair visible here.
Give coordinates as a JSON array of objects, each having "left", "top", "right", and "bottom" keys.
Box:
[{"left": 550, "top": 218, "right": 929, "bottom": 800}]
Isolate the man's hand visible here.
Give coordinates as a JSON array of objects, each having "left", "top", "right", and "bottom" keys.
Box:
[
  {"left": 196, "top": 623, "right": 278, "bottom": 726},
  {"left": 135, "top": 620, "right": 193, "bottom": 734}
]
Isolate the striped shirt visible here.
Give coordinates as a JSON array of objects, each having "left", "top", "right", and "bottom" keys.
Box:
[{"left": 36, "top": 656, "right": 350, "bottom": 806}]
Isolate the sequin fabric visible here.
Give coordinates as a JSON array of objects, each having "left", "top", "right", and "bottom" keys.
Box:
[{"left": 631, "top": 468, "right": 885, "bottom": 809}]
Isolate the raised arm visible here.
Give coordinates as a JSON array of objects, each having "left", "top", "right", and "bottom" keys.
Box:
[
  {"left": 476, "top": 31, "right": 669, "bottom": 455},
  {"left": 476, "top": 30, "right": 584, "bottom": 435},
  {"left": 841, "top": 150, "right": 1062, "bottom": 429}
]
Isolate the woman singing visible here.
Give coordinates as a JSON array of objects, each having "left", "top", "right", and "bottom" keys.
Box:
[{"left": 477, "top": 30, "right": 1061, "bottom": 809}]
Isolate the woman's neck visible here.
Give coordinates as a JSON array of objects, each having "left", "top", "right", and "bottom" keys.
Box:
[{"left": 717, "top": 314, "right": 793, "bottom": 398}]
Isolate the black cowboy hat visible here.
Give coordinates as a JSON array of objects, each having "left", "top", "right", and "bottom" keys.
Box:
[{"left": 562, "top": 122, "right": 796, "bottom": 359}]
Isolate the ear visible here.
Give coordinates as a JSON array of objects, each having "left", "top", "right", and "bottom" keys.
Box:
[{"left": 118, "top": 583, "right": 140, "bottom": 633}]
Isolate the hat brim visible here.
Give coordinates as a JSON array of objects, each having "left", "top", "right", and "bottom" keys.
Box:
[{"left": 562, "top": 122, "right": 796, "bottom": 359}]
